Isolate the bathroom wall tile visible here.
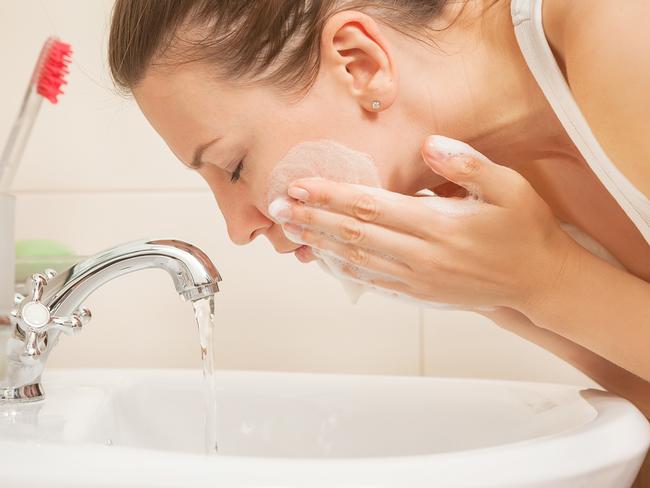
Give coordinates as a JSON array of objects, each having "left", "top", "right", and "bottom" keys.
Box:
[
  {"left": 421, "top": 309, "right": 598, "bottom": 386},
  {"left": 14, "top": 191, "right": 421, "bottom": 375},
  {"left": 2, "top": 0, "right": 204, "bottom": 192}
]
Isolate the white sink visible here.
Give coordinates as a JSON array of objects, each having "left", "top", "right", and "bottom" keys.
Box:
[{"left": 0, "top": 369, "right": 648, "bottom": 487}]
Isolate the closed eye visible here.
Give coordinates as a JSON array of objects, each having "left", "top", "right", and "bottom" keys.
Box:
[{"left": 230, "top": 160, "right": 244, "bottom": 183}]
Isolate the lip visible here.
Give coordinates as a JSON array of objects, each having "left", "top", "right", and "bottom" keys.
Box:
[{"left": 278, "top": 245, "right": 306, "bottom": 255}]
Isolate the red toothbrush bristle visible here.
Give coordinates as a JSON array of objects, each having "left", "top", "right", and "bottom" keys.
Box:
[{"left": 36, "top": 39, "right": 72, "bottom": 104}]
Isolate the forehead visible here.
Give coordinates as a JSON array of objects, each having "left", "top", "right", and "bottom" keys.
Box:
[
  {"left": 134, "top": 66, "right": 223, "bottom": 125},
  {"left": 132, "top": 64, "right": 244, "bottom": 162}
]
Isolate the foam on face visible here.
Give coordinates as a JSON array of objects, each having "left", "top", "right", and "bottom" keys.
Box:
[
  {"left": 266, "top": 139, "right": 491, "bottom": 310},
  {"left": 266, "top": 140, "right": 382, "bottom": 206}
]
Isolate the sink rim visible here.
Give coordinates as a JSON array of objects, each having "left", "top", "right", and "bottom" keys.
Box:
[
  {"left": 0, "top": 368, "right": 647, "bottom": 488},
  {"left": 42, "top": 368, "right": 650, "bottom": 456}
]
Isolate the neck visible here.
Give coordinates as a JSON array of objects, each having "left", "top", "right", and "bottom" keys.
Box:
[
  {"left": 395, "top": 0, "right": 580, "bottom": 192},
  {"left": 458, "top": 1, "right": 576, "bottom": 161}
]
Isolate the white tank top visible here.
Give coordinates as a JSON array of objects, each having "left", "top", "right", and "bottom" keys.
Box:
[{"left": 511, "top": 0, "right": 650, "bottom": 245}]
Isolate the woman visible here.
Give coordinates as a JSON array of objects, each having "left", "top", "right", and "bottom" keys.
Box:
[{"left": 108, "top": 0, "right": 649, "bottom": 483}]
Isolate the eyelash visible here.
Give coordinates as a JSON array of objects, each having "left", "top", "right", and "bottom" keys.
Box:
[{"left": 230, "top": 160, "right": 244, "bottom": 183}]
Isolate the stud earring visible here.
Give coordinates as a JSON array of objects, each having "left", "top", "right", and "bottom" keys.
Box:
[{"left": 371, "top": 100, "right": 381, "bottom": 111}]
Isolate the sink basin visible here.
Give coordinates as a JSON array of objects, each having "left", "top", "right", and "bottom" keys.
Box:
[{"left": 0, "top": 369, "right": 648, "bottom": 487}]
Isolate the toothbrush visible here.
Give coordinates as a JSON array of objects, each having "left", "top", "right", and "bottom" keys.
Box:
[{"left": 0, "top": 37, "right": 72, "bottom": 191}]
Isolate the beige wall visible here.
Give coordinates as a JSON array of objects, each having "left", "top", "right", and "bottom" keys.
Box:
[{"left": 2, "top": 1, "right": 595, "bottom": 386}]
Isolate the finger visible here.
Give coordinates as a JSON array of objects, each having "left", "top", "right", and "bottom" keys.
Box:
[
  {"left": 286, "top": 180, "right": 446, "bottom": 239},
  {"left": 287, "top": 202, "right": 427, "bottom": 263},
  {"left": 337, "top": 259, "right": 447, "bottom": 305},
  {"left": 295, "top": 244, "right": 316, "bottom": 263},
  {"left": 283, "top": 222, "right": 414, "bottom": 278},
  {"left": 338, "top": 260, "right": 458, "bottom": 307},
  {"left": 365, "top": 277, "right": 415, "bottom": 295},
  {"left": 422, "top": 135, "right": 532, "bottom": 207}
]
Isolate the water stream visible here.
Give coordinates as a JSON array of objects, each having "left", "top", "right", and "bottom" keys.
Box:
[{"left": 192, "top": 295, "right": 218, "bottom": 455}]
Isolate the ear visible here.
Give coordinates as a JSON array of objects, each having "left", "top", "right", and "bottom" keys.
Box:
[{"left": 320, "top": 11, "right": 399, "bottom": 113}]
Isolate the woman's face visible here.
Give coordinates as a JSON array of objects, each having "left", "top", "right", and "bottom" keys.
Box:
[{"left": 133, "top": 13, "right": 451, "bottom": 256}]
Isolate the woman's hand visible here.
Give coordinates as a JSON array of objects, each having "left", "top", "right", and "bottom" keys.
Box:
[{"left": 281, "top": 135, "right": 582, "bottom": 311}]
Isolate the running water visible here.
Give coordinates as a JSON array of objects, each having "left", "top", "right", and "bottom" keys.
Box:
[{"left": 192, "top": 295, "right": 218, "bottom": 455}]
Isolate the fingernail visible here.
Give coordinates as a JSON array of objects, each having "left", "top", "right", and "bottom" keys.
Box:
[
  {"left": 268, "top": 198, "right": 292, "bottom": 224},
  {"left": 425, "top": 135, "right": 481, "bottom": 162},
  {"left": 288, "top": 185, "right": 310, "bottom": 202}
]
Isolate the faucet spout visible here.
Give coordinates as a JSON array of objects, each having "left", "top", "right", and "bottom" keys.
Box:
[
  {"left": 0, "top": 239, "right": 221, "bottom": 403},
  {"left": 45, "top": 239, "right": 221, "bottom": 311}
]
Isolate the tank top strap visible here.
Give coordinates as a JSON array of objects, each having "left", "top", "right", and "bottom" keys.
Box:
[{"left": 511, "top": 0, "right": 650, "bottom": 244}]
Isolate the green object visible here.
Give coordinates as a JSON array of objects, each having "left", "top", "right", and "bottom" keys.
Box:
[
  {"left": 15, "top": 239, "right": 81, "bottom": 282},
  {"left": 15, "top": 239, "right": 73, "bottom": 258}
]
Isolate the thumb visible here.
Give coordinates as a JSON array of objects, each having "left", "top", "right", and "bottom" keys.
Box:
[{"left": 421, "top": 135, "right": 528, "bottom": 206}]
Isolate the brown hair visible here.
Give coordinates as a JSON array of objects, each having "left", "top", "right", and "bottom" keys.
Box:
[{"left": 108, "top": 0, "right": 455, "bottom": 95}]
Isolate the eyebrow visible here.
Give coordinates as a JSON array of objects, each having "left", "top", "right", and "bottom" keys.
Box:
[{"left": 188, "top": 138, "right": 221, "bottom": 169}]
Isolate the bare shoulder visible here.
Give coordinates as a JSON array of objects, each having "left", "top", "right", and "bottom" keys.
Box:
[{"left": 544, "top": 0, "right": 650, "bottom": 196}]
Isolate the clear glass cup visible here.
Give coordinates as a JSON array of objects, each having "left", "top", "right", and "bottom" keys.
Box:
[{"left": 0, "top": 193, "right": 15, "bottom": 320}]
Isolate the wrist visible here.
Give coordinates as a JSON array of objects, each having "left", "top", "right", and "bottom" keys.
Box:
[{"left": 514, "top": 231, "right": 583, "bottom": 323}]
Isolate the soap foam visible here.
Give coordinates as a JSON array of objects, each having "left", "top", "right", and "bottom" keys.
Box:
[
  {"left": 266, "top": 140, "right": 382, "bottom": 203},
  {"left": 267, "top": 140, "right": 389, "bottom": 303},
  {"left": 266, "top": 140, "right": 490, "bottom": 310}
]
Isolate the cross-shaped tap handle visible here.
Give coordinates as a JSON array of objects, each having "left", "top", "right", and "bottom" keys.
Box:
[{"left": 11, "top": 271, "right": 92, "bottom": 359}]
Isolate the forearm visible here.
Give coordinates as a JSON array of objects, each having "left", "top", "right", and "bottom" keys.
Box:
[
  {"left": 521, "top": 244, "right": 650, "bottom": 382},
  {"left": 478, "top": 307, "right": 650, "bottom": 416}
]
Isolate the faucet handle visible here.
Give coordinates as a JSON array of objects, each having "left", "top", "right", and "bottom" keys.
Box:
[
  {"left": 51, "top": 307, "right": 91, "bottom": 335},
  {"left": 11, "top": 272, "right": 93, "bottom": 359},
  {"left": 29, "top": 272, "right": 47, "bottom": 301}
]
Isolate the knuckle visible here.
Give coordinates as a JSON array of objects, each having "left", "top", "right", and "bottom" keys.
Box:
[
  {"left": 296, "top": 206, "right": 314, "bottom": 225},
  {"left": 457, "top": 156, "right": 481, "bottom": 177},
  {"left": 300, "top": 227, "right": 315, "bottom": 244},
  {"left": 351, "top": 194, "right": 379, "bottom": 221},
  {"left": 306, "top": 232, "right": 327, "bottom": 252},
  {"left": 345, "top": 246, "right": 369, "bottom": 267},
  {"left": 339, "top": 218, "right": 364, "bottom": 243},
  {"left": 314, "top": 188, "right": 331, "bottom": 207}
]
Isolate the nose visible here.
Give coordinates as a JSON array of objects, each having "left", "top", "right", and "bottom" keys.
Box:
[
  {"left": 223, "top": 203, "right": 298, "bottom": 252},
  {"left": 226, "top": 205, "right": 272, "bottom": 245},
  {"left": 200, "top": 169, "right": 274, "bottom": 246}
]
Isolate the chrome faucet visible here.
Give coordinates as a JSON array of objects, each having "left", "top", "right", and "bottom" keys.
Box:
[{"left": 0, "top": 239, "right": 221, "bottom": 403}]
